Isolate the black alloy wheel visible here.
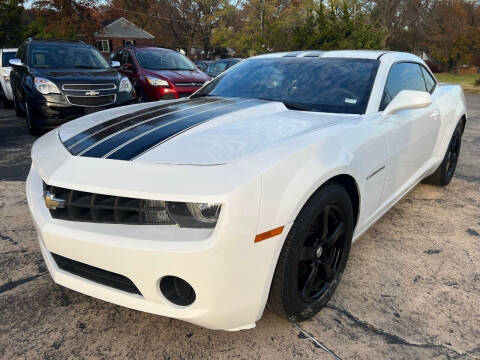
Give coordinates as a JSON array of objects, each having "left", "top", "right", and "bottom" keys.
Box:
[
  {"left": 423, "top": 119, "right": 464, "bottom": 186},
  {"left": 268, "top": 183, "right": 354, "bottom": 322},
  {"left": 445, "top": 128, "right": 461, "bottom": 180},
  {"left": 298, "top": 204, "right": 347, "bottom": 303}
]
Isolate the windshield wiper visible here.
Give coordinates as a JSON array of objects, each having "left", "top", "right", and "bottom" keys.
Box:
[
  {"left": 257, "top": 98, "right": 312, "bottom": 111},
  {"left": 73, "top": 65, "right": 103, "bottom": 69}
]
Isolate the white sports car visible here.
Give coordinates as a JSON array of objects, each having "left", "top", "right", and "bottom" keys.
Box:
[{"left": 27, "top": 50, "right": 467, "bottom": 331}]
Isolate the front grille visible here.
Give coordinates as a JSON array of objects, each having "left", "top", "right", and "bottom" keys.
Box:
[
  {"left": 44, "top": 183, "right": 175, "bottom": 225},
  {"left": 51, "top": 253, "right": 142, "bottom": 295},
  {"left": 174, "top": 82, "right": 205, "bottom": 87},
  {"left": 62, "top": 84, "right": 116, "bottom": 91},
  {"left": 67, "top": 95, "right": 116, "bottom": 107}
]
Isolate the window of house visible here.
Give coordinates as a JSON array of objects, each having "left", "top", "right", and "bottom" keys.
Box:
[
  {"left": 96, "top": 40, "right": 110, "bottom": 53},
  {"left": 122, "top": 40, "right": 136, "bottom": 46}
]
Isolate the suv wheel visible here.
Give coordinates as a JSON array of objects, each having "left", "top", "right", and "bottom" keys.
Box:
[
  {"left": 25, "top": 101, "right": 42, "bottom": 135},
  {"left": 13, "top": 92, "right": 25, "bottom": 117}
]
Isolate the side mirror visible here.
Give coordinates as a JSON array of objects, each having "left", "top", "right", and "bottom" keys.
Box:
[
  {"left": 111, "top": 61, "right": 120, "bottom": 68},
  {"left": 9, "top": 58, "right": 24, "bottom": 67},
  {"left": 384, "top": 90, "right": 432, "bottom": 115}
]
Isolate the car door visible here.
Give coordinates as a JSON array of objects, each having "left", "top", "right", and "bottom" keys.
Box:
[{"left": 381, "top": 62, "right": 441, "bottom": 198}]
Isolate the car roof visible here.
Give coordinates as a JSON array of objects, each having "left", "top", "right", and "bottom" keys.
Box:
[
  {"left": 27, "top": 39, "right": 89, "bottom": 45},
  {"left": 253, "top": 50, "right": 421, "bottom": 62}
]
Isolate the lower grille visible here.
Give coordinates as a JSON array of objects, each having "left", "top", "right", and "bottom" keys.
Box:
[
  {"left": 44, "top": 183, "right": 175, "bottom": 225},
  {"left": 67, "top": 95, "right": 115, "bottom": 107},
  {"left": 52, "top": 253, "right": 142, "bottom": 295},
  {"left": 177, "top": 93, "right": 191, "bottom": 98}
]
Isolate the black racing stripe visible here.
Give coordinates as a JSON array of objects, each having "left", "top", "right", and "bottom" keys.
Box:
[
  {"left": 68, "top": 98, "right": 220, "bottom": 156},
  {"left": 105, "top": 99, "right": 262, "bottom": 161},
  {"left": 80, "top": 98, "right": 240, "bottom": 159},
  {"left": 62, "top": 98, "right": 202, "bottom": 149}
]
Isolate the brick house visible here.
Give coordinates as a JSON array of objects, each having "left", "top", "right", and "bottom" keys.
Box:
[{"left": 94, "top": 17, "right": 155, "bottom": 56}]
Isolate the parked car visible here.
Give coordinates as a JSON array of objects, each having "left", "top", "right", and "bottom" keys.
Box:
[
  {"left": 205, "top": 58, "right": 242, "bottom": 78},
  {"left": 0, "top": 48, "right": 17, "bottom": 106},
  {"left": 9, "top": 38, "right": 135, "bottom": 134},
  {"left": 425, "top": 60, "right": 443, "bottom": 73},
  {"left": 27, "top": 50, "right": 466, "bottom": 331},
  {"left": 110, "top": 46, "right": 211, "bottom": 102},
  {"left": 194, "top": 60, "right": 213, "bottom": 72}
]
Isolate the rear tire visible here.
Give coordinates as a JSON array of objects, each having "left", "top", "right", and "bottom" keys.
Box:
[
  {"left": 423, "top": 119, "right": 464, "bottom": 186},
  {"left": 268, "top": 183, "right": 354, "bottom": 322}
]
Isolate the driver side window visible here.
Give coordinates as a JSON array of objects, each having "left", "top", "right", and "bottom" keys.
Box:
[{"left": 380, "top": 62, "right": 427, "bottom": 111}]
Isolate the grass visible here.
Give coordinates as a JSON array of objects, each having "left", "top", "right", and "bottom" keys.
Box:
[{"left": 436, "top": 73, "right": 480, "bottom": 94}]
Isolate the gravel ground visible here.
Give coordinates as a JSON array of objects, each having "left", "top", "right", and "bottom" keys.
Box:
[{"left": 0, "top": 96, "right": 479, "bottom": 359}]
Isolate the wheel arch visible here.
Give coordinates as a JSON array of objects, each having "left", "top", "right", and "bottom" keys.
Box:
[{"left": 323, "top": 174, "right": 360, "bottom": 229}]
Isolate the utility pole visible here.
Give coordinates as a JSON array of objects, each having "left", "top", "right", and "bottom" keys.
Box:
[{"left": 260, "top": 0, "right": 264, "bottom": 33}]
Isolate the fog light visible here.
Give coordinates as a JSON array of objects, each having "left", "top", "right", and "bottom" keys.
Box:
[{"left": 160, "top": 276, "right": 196, "bottom": 306}]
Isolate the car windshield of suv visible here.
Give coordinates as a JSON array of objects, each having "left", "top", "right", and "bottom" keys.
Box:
[
  {"left": 2, "top": 51, "right": 16, "bottom": 67},
  {"left": 29, "top": 44, "right": 110, "bottom": 69},
  {"left": 193, "top": 57, "right": 379, "bottom": 114},
  {"left": 135, "top": 50, "right": 196, "bottom": 71}
]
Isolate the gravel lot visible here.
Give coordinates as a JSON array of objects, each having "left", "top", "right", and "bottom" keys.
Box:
[{"left": 0, "top": 96, "right": 479, "bottom": 359}]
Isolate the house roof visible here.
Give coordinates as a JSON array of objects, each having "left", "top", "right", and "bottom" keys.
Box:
[{"left": 94, "top": 17, "right": 154, "bottom": 39}]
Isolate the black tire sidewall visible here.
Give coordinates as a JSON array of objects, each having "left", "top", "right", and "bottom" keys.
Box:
[
  {"left": 443, "top": 124, "right": 462, "bottom": 184},
  {"left": 280, "top": 184, "right": 354, "bottom": 321}
]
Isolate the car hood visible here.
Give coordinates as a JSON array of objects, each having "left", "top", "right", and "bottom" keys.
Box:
[
  {"left": 58, "top": 97, "right": 360, "bottom": 165},
  {"left": 145, "top": 69, "right": 210, "bottom": 83},
  {"left": 32, "top": 68, "right": 121, "bottom": 84}
]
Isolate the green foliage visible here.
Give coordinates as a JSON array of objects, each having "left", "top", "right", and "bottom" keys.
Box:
[
  {"left": 475, "top": 78, "right": 480, "bottom": 87},
  {"left": 0, "top": 0, "right": 25, "bottom": 47},
  {"left": 212, "top": 0, "right": 384, "bottom": 57}
]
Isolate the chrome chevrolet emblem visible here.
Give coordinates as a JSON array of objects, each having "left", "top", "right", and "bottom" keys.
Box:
[
  {"left": 44, "top": 191, "right": 65, "bottom": 209},
  {"left": 85, "top": 90, "right": 100, "bottom": 96}
]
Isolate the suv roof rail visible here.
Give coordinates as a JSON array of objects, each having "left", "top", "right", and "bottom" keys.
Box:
[{"left": 26, "top": 37, "right": 87, "bottom": 44}]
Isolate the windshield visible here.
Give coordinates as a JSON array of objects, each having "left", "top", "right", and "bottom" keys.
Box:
[
  {"left": 29, "top": 44, "right": 110, "bottom": 69},
  {"left": 2, "top": 51, "right": 16, "bottom": 67},
  {"left": 194, "top": 57, "right": 379, "bottom": 114},
  {"left": 135, "top": 50, "right": 196, "bottom": 71}
]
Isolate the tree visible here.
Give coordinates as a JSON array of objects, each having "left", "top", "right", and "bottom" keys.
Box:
[{"left": 0, "top": 0, "right": 25, "bottom": 46}]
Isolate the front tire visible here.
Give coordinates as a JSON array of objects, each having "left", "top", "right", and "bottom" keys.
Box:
[
  {"left": 13, "top": 92, "right": 25, "bottom": 117},
  {"left": 25, "top": 101, "right": 42, "bottom": 135},
  {"left": 268, "top": 183, "right": 354, "bottom": 322},
  {"left": 424, "top": 119, "right": 464, "bottom": 186}
]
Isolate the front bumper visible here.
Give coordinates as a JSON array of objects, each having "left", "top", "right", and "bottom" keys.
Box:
[
  {"left": 26, "top": 131, "right": 289, "bottom": 330},
  {"left": 29, "top": 92, "right": 136, "bottom": 129}
]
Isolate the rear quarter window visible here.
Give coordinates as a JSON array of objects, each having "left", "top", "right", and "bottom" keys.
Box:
[{"left": 380, "top": 62, "right": 427, "bottom": 110}]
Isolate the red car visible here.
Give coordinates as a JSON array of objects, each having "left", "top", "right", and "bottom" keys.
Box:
[{"left": 110, "top": 46, "right": 211, "bottom": 102}]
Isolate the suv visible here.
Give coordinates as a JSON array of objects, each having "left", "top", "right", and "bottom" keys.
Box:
[
  {"left": 10, "top": 39, "right": 135, "bottom": 134},
  {"left": 110, "top": 46, "right": 210, "bottom": 102},
  {"left": 0, "top": 48, "right": 17, "bottom": 106},
  {"left": 205, "top": 58, "right": 242, "bottom": 78}
]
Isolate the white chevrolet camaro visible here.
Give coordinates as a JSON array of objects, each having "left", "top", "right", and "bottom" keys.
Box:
[{"left": 27, "top": 50, "right": 467, "bottom": 331}]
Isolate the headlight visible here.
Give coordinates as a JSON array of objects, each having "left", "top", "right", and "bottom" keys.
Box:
[
  {"left": 146, "top": 76, "right": 169, "bottom": 87},
  {"left": 34, "top": 77, "right": 60, "bottom": 95},
  {"left": 167, "top": 202, "right": 221, "bottom": 228},
  {"left": 119, "top": 77, "right": 132, "bottom": 92}
]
